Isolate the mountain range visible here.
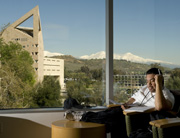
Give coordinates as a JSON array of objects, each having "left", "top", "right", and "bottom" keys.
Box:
[{"left": 44, "top": 50, "right": 180, "bottom": 68}]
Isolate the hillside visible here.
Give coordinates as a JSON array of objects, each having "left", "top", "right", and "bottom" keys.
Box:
[
  {"left": 114, "top": 59, "right": 151, "bottom": 74},
  {"left": 52, "top": 55, "right": 155, "bottom": 73}
]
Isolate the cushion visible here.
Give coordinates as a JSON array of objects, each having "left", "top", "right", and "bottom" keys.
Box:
[{"left": 170, "top": 90, "right": 180, "bottom": 114}]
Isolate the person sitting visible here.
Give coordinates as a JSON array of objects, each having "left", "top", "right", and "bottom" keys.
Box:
[{"left": 64, "top": 68, "right": 175, "bottom": 138}]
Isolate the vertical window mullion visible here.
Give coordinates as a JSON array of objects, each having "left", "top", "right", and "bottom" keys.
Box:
[{"left": 106, "top": 0, "right": 113, "bottom": 105}]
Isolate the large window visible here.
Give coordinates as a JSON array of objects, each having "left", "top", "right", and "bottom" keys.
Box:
[
  {"left": 1, "top": 0, "right": 180, "bottom": 110},
  {"left": 113, "top": 0, "right": 180, "bottom": 103},
  {"left": 0, "top": 0, "right": 106, "bottom": 109}
]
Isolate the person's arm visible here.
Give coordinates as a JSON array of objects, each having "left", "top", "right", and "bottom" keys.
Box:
[
  {"left": 155, "top": 75, "right": 172, "bottom": 111},
  {"left": 121, "top": 98, "right": 135, "bottom": 110}
]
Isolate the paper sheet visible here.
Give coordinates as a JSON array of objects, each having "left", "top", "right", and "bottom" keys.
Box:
[{"left": 124, "top": 106, "right": 154, "bottom": 112}]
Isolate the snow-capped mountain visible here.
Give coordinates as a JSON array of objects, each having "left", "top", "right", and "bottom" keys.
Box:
[
  {"left": 80, "top": 51, "right": 106, "bottom": 59},
  {"left": 80, "top": 51, "right": 121, "bottom": 60},
  {"left": 80, "top": 51, "right": 165, "bottom": 63},
  {"left": 44, "top": 50, "right": 180, "bottom": 68},
  {"left": 44, "top": 51, "right": 64, "bottom": 57},
  {"left": 120, "top": 52, "right": 171, "bottom": 64},
  {"left": 80, "top": 51, "right": 180, "bottom": 68}
]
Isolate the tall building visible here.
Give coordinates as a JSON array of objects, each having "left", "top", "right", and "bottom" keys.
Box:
[{"left": 0, "top": 5, "right": 64, "bottom": 89}]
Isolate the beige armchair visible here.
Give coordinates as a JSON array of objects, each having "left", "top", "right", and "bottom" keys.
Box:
[
  {"left": 124, "top": 90, "right": 180, "bottom": 138},
  {"left": 150, "top": 118, "right": 180, "bottom": 138}
]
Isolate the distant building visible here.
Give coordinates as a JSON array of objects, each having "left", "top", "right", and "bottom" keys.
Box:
[
  {"left": 114, "top": 74, "right": 170, "bottom": 91},
  {"left": 44, "top": 58, "right": 65, "bottom": 89},
  {"left": 114, "top": 74, "right": 146, "bottom": 90},
  {"left": 0, "top": 5, "right": 64, "bottom": 89}
]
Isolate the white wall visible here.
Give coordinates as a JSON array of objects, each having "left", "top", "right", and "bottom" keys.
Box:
[
  {"left": 0, "top": 111, "right": 64, "bottom": 127},
  {"left": 0, "top": 110, "right": 64, "bottom": 138},
  {"left": 0, "top": 108, "right": 111, "bottom": 138}
]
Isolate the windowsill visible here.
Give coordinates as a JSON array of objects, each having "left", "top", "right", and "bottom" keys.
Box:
[{"left": 0, "top": 106, "right": 107, "bottom": 114}]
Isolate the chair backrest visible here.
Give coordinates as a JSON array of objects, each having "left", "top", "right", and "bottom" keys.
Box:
[{"left": 170, "top": 90, "right": 180, "bottom": 116}]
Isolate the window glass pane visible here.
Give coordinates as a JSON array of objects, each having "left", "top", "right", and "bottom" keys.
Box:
[
  {"left": 0, "top": 0, "right": 106, "bottom": 109},
  {"left": 114, "top": 0, "right": 180, "bottom": 103}
]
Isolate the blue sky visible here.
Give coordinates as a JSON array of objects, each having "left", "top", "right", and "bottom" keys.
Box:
[{"left": 0, "top": 0, "right": 180, "bottom": 65}]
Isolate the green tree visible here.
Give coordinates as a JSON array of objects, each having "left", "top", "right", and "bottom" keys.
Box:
[
  {"left": 166, "top": 77, "right": 180, "bottom": 90},
  {"left": 31, "top": 76, "right": 62, "bottom": 107},
  {"left": 90, "top": 81, "right": 104, "bottom": 106},
  {"left": 0, "top": 39, "right": 35, "bottom": 85},
  {"left": 91, "top": 69, "right": 102, "bottom": 81},
  {"left": 81, "top": 66, "right": 90, "bottom": 74},
  {"left": 66, "top": 81, "right": 88, "bottom": 104},
  {"left": 170, "top": 68, "right": 180, "bottom": 78},
  {"left": 66, "top": 72, "right": 94, "bottom": 105},
  {"left": 166, "top": 68, "right": 180, "bottom": 90},
  {"left": 64, "top": 67, "right": 71, "bottom": 79},
  {"left": 66, "top": 70, "right": 104, "bottom": 106},
  {"left": 0, "top": 39, "right": 35, "bottom": 108},
  {"left": 0, "top": 64, "right": 33, "bottom": 108}
]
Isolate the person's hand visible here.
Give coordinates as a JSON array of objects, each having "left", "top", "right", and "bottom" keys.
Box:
[
  {"left": 154, "top": 74, "right": 163, "bottom": 87},
  {"left": 121, "top": 98, "right": 135, "bottom": 110},
  {"left": 121, "top": 103, "right": 130, "bottom": 110}
]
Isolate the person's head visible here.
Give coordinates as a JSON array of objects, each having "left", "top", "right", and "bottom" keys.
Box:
[{"left": 146, "top": 68, "right": 164, "bottom": 92}]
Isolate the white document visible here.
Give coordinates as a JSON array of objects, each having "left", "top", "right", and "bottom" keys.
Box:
[
  {"left": 124, "top": 106, "right": 154, "bottom": 112},
  {"left": 109, "top": 99, "right": 139, "bottom": 107}
]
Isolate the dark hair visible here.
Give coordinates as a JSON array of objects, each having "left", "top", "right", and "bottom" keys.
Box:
[
  {"left": 146, "top": 68, "right": 163, "bottom": 75},
  {"left": 146, "top": 68, "right": 164, "bottom": 86}
]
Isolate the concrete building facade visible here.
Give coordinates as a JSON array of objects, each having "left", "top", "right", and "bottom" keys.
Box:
[{"left": 0, "top": 5, "right": 64, "bottom": 89}]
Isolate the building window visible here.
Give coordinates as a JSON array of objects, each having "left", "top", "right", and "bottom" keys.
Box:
[{"left": 15, "top": 38, "right": 20, "bottom": 41}]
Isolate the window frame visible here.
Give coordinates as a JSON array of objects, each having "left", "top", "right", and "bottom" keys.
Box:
[
  {"left": 0, "top": 0, "right": 114, "bottom": 113},
  {"left": 106, "top": 0, "right": 114, "bottom": 105}
]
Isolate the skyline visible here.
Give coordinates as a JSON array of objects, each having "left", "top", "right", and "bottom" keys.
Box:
[{"left": 0, "top": 0, "right": 180, "bottom": 65}]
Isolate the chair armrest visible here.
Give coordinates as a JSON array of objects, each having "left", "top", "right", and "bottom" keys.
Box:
[
  {"left": 123, "top": 110, "right": 143, "bottom": 115},
  {"left": 150, "top": 118, "right": 180, "bottom": 128},
  {"left": 123, "top": 107, "right": 155, "bottom": 115}
]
